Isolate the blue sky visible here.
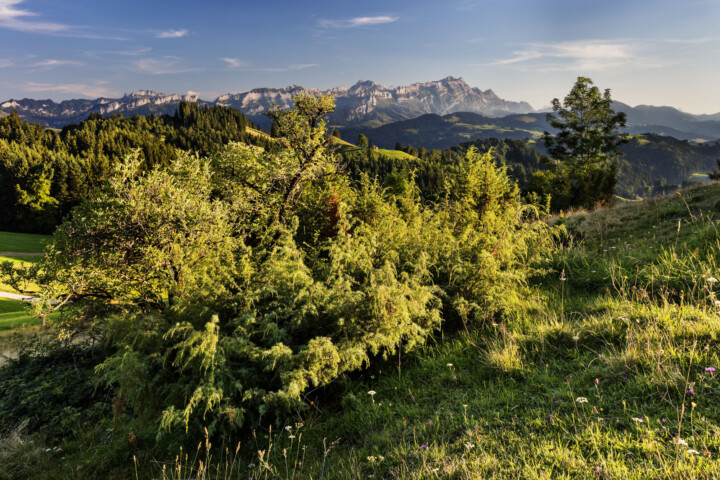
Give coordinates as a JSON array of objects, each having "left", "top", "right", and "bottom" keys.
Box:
[{"left": 1, "top": 0, "right": 719, "bottom": 113}]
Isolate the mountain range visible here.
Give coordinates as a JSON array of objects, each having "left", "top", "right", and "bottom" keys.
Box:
[
  {"left": 1, "top": 77, "right": 719, "bottom": 141},
  {"left": 0, "top": 77, "right": 531, "bottom": 129}
]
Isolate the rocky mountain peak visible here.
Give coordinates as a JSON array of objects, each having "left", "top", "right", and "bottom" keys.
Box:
[{"left": 0, "top": 77, "right": 536, "bottom": 128}]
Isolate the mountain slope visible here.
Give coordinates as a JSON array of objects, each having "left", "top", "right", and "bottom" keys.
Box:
[{"left": 0, "top": 77, "right": 534, "bottom": 129}]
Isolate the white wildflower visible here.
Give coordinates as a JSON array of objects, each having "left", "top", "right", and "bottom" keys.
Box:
[
  {"left": 447, "top": 363, "right": 454, "bottom": 367},
  {"left": 368, "top": 390, "right": 376, "bottom": 396},
  {"left": 687, "top": 449, "right": 700, "bottom": 455},
  {"left": 631, "top": 417, "right": 644, "bottom": 423},
  {"left": 576, "top": 397, "right": 589, "bottom": 404},
  {"left": 707, "top": 277, "right": 718, "bottom": 283},
  {"left": 673, "top": 437, "right": 688, "bottom": 447}
]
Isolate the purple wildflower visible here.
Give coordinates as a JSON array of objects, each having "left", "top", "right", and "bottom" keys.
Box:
[
  {"left": 421, "top": 444, "right": 428, "bottom": 450},
  {"left": 595, "top": 466, "right": 601, "bottom": 474},
  {"left": 706, "top": 367, "right": 716, "bottom": 373},
  {"left": 687, "top": 387, "right": 695, "bottom": 397},
  {"left": 661, "top": 417, "right": 667, "bottom": 423}
]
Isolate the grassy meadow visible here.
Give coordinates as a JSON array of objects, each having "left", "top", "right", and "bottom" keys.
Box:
[
  {"left": 2, "top": 184, "right": 719, "bottom": 478},
  {"left": 0, "top": 231, "right": 50, "bottom": 331}
]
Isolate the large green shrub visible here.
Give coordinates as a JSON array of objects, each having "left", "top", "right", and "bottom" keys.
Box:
[{"left": 8, "top": 94, "right": 556, "bottom": 443}]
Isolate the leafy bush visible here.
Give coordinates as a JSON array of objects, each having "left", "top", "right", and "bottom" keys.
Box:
[
  {"left": 0, "top": 336, "right": 108, "bottom": 438},
  {"left": 4, "top": 94, "right": 557, "bottom": 444}
]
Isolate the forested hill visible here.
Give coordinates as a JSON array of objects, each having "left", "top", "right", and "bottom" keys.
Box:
[{"left": 0, "top": 103, "right": 275, "bottom": 234}]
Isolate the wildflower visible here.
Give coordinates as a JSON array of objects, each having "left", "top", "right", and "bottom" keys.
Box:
[
  {"left": 707, "top": 277, "right": 718, "bottom": 283},
  {"left": 285, "top": 426, "right": 292, "bottom": 432},
  {"left": 367, "top": 456, "right": 377, "bottom": 463},
  {"left": 631, "top": 417, "right": 644, "bottom": 423},
  {"left": 368, "top": 390, "right": 376, "bottom": 396},
  {"left": 464, "top": 442, "right": 474, "bottom": 450},
  {"left": 706, "top": 367, "right": 716, "bottom": 373},
  {"left": 595, "top": 466, "right": 602, "bottom": 474},
  {"left": 673, "top": 438, "right": 688, "bottom": 447},
  {"left": 661, "top": 417, "right": 667, "bottom": 423},
  {"left": 431, "top": 468, "right": 439, "bottom": 472},
  {"left": 687, "top": 387, "right": 695, "bottom": 397},
  {"left": 421, "top": 444, "right": 428, "bottom": 450},
  {"left": 447, "top": 363, "right": 453, "bottom": 367},
  {"left": 687, "top": 449, "right": 700, "bottom": 455},
  {"left": 576, "top": 397, "right": 589, "bottom": 404},
  {"left": 288, "top": 435, "right": 296, "bottom": 439}
]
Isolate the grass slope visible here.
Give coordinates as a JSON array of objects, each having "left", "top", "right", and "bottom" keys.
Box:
[
  {"left": 0, "top": 298, "right": 40, "bottom": 332},
  {"left": 0, "top": 231, "right": 50, "bottom": 253},
  {"left": 5, "top": 186, "right": 720, "bottom": 478},
  {"left": 0, "top": 231, "right": 49, "bottom": 330},
  {"left": 332, "top": 136, "right": 419, "bottom": 160},
  {"left": 205, "top": 184, "right": 720, "bottom": 478}
]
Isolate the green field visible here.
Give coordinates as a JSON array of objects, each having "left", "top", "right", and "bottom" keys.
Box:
[
  {"left": 0, "top": 231, "right": 51, "bottom": 253},
  {"left": 0, "top": 231, "right": 49, "bottom": 329},
  {"left": 0, "top": 297, "right": 40, "bottom": 332},
  {"left": 331, "top": 136, "right": 419, "bottom": 160}
]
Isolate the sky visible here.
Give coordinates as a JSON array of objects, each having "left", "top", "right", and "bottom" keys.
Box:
[{"left": 0, "top": 0, "right": 719, "bottom": 114}]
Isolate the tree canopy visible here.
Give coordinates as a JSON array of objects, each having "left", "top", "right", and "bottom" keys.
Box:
[{"left": 529, "top": 77, "right": 627, "bottom": 210}]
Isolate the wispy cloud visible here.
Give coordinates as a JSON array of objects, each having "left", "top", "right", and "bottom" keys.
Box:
[
  {"left": 157, "top": 29, "right": 188, "bottom": 39},
  {"left": 319, "top": 15, "right": 398, "bottom": 28},
  {"left": 220, "top": 60, "right": 317, "bottom": 72},
  {"left": 490, "top": 40, "right": 656, "bottom": 72},
  {"left": 0, "top": 0, "right": 69, "bottom": 33},
  {"left": 134, "top": 57, "right": 202, "bottom": 75},
  {"left": 32, "top": 59, "right": 84, "bottom": 68},
  {"left": 24, "top": 82, "right": 117, "bottom": 98},
  {"left": 0, "top": 58, "right": 12, "bottom": 68},
  {"left": 0, "top": 0, "right": 126, "bottom": 39},
  {"left": 85, "top": 47, "right": 152, "bottom": 59},
  {"left": 252, "top": 63, "right": 318, "bottom": 72},
  {"left": 220, "top": 57, "right": 248, "bottom": 69}
]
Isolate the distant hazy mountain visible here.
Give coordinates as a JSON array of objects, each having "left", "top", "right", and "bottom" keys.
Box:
[
  {"left": 0, "top": 77, "right": 533, "bottom": 129},
  {"left": 341, "top": 107, "right": 720, "bottom": 151},
  {"left": 2, "top": 79, "right": 719, "bottom": 141},
  {"left": 0, "top": 91, "right": 203, "bottom": 129},
  {"left": 612, "top": 102, "right": 720, "bottom": 141}
]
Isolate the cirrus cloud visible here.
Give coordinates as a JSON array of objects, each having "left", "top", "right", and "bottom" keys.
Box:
[
  {"left": 24, "top": 81, "right": 118, "bottom": 98},
  {"left": 493, "top": 40, "right": 634, "bottom": 71},
  {"left": 0, "top": 0, "right": 69, "bottom": 33},
  {"left": 157, "top": 29, "right": 189, "bottom": 38},
  {"left": 319, "top": 15, "right": 398, "bottom": 29}
]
